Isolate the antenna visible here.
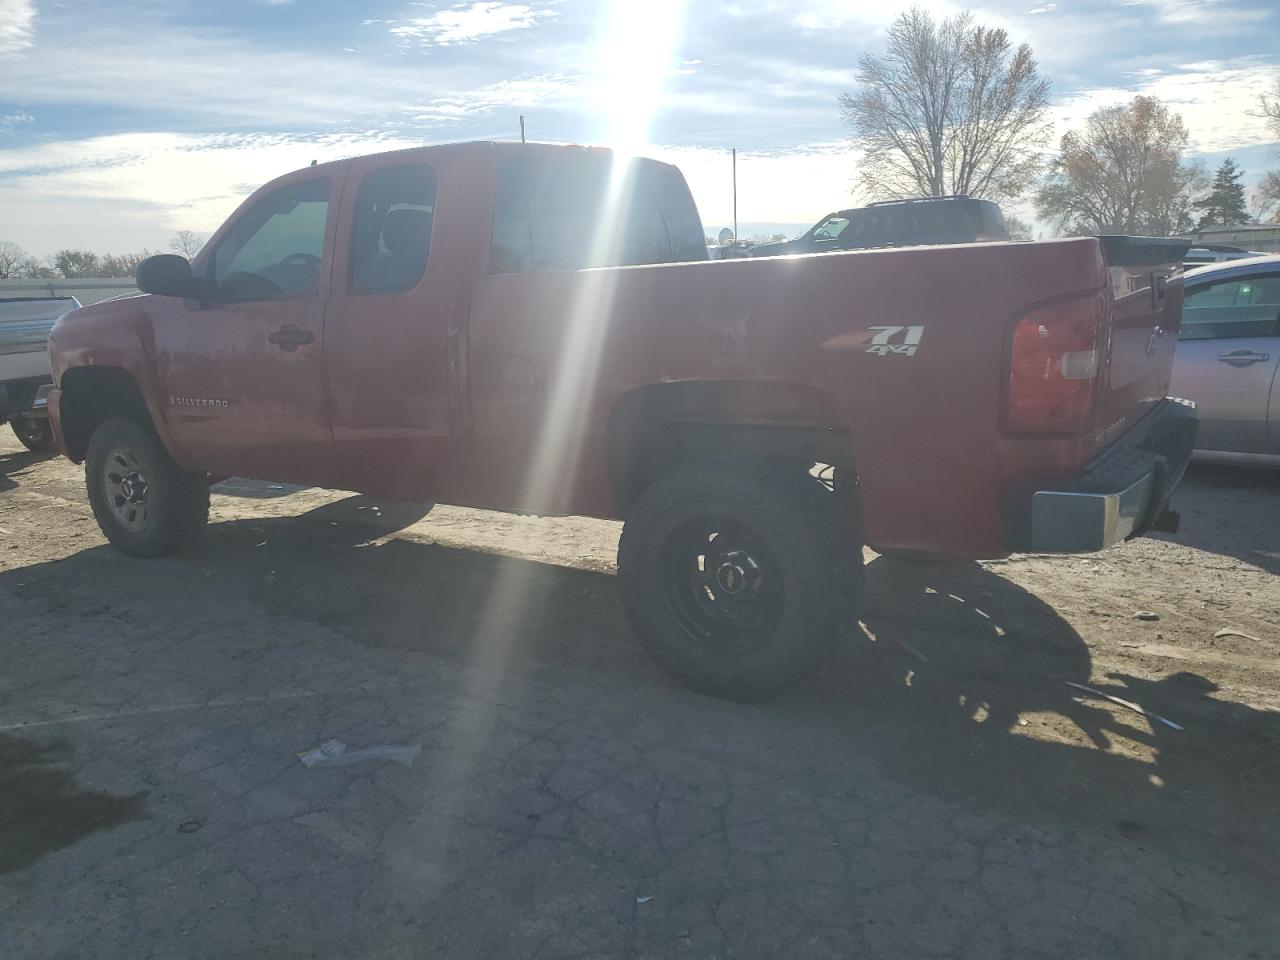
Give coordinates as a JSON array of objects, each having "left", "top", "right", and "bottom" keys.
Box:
[
  {"left": 519, "top": 115, "right": 526, "bottom": 144},
  {"left": 732, "top": 148, "right": 738, "bottom": 244}
]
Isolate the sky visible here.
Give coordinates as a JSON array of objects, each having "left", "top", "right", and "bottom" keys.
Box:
[{"left": 1, "top": 0, "right": 1279, "bottom": 256}]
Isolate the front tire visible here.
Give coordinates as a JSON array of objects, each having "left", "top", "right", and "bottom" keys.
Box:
[
  {"left": 618, "top": 459, "right": 863, "bottom": 701},
  {"left": 11, "top": 416, "right": 55, "bottom": 452},
  {"left": 85, "top": 417, "right": 209, "bottom": 557}
]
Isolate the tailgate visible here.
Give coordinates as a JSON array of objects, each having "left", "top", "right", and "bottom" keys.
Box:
[{"left": 1093, "top": 237, "right": 1190, "bottom": 446}]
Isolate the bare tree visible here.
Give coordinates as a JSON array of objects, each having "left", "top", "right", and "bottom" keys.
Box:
[
  {"left": 169, "top": 230, "right": 206, "bottom": 259},
  {"left": 1035, "top": 96, "right": 1206, "bottom": 237},
  {"left": 1254, "top": 170, "right": 1280, "bottom": 223},
  {"left": 100, "top": 251, "right": 156, "bottom": 278},
  {"left": 1259, "top": 75, "right": 1280, "bottom": 129},
  {"left": 1256, "top": 76, "right": 1280, "bottom": 222},
  {"left": 839, "top": 6, "right": 1051, "bottom": 202},
  {"left": 16, "top": 257, "right": 57, "bottom": 279},
  {"left": 0, "top": 240, "right": 27, "bottom": 279}
]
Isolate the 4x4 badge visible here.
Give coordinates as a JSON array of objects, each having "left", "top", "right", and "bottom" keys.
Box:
[{"left": 866, "top": 325, "right": 925, "bottom": 357}]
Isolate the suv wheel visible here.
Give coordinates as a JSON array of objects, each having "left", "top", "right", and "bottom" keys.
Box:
[
  {"left": 85, "top": 417, "right": 209, "bottom": 557},
  {"left": 10, "top": 416, "right": 55, "bottom": 452},
  {"left": 618, "top": 458, "right": 863, "bottom": 700}
]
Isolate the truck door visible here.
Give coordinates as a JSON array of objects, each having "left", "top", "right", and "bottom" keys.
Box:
[
  {"left": 155, "top": 171, "right": 345, "bottom": 485},
  {"left": 323, "top": 158, "right": 455, "bottom": 499},
  {"left": 1170, "top": 271, "right": 1280, "bottom": 455}
]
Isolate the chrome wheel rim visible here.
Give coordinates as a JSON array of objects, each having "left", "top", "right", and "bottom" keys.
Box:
[{"left": 102, "top": 446, "right": 152, "bottom": 532}]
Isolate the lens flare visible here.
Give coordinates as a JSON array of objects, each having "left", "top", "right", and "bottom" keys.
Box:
[{"left": 424, "top": 0, "right": 688, "bottom": 827}]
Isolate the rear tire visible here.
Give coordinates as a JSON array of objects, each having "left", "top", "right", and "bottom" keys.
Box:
[
  {"left": 85, "top": 417, "right": 209, "bottom": 557},
  {"left": 618, "top": 458, "right": 863, "bottom": 701},
  {"left": 11, "top": 416, "right": 55, "bottom": 452}
]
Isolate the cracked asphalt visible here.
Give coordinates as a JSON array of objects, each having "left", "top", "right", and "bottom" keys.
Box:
[{"left": 1, "top": 431, "right": 1278, "bottom": 959}]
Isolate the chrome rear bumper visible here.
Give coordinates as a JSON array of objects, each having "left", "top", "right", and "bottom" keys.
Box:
[{"left": 1026, "top": 398, "right": 1198, "bottom": 553}]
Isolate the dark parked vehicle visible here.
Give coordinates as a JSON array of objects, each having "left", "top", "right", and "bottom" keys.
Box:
[{"left": 749, "top": 195, "right": 1010, "bottom": 257}]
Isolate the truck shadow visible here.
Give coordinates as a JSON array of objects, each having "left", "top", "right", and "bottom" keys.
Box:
[
  {"left": 842, "top": 556, "right": 1278, "bottom": 862},
  {"left": 0, "top": 446, "right": 57, "bottom": 493},
  {"left": 3, "top": 497, "right": 1277, "bottom": 883},
  {"left": 202, "top": 502, "right": 1279, "bottom": 869}
]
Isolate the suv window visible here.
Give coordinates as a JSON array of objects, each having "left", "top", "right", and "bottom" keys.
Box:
[
  {"left": 1180, "top": 275, "right": 1280, "bottom": 340},
  {"left": 813, "top": 216, "right": 850, "bottom": 241},
  {"left": 212, "top": 179, "right": 331, "bottom": 303},
  {"left": 350, "top": 164, "right": 437, "bottom": 293},
  {"left": 491, "top": 157, "right": 706, "bottom": 273}
]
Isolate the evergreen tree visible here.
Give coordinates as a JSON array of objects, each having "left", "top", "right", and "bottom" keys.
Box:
[{"left": 1193, "top": 159, "right": 1250, "bottom": 228}]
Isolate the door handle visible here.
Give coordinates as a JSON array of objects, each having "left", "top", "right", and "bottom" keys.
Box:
[
  {"left": 1217, "top": 350, "right": 1271, "bottom": 367},
  {"left": 268, "top": 324, "right": 315, "bottom": 351}
]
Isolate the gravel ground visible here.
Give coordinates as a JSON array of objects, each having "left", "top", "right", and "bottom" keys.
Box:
[{"left": 1, "top": 430, "right": 1278, "bottom": 959}]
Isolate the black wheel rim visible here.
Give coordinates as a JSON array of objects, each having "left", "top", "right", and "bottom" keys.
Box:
[
  {"left": 658, "top": 514, "right": 785, "bottom": 655},
  {"left": 13, "top": 418, "right": 44, "bottom": 444},
  {"left": 101, "top": 445, "right": 153, "bottom": 533}
]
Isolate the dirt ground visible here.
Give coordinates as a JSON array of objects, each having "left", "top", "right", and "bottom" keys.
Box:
[{"left": 1, "top": 429, "right": 1278, "bottom": 959}]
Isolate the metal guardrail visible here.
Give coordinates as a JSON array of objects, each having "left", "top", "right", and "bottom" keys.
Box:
[{"left": 0, "top": 278, "right": 139, "bottom": 306}]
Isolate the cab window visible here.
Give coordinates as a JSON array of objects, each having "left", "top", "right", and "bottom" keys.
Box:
[
  {"left": 490, "top": 157, "right": 707, "bottom": 273},
  {"left": 349, "top": 164, "right": 437, "bottom": 293},
  {"left": 1180, "top": 275, "right": 1280, "bottom": 340},
  {"left": 212, "top": 179, "right": 331, "bottom": 303}
]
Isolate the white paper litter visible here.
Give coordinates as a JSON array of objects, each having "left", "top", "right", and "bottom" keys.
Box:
[{"left": 298, "top": 738, "right": 421, "bottom": 768}]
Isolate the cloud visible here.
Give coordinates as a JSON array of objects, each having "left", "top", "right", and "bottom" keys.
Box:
[
  {"left": 391, "top": 2, "right": 555, "bottom": 46},
  {"left": 0, "top": 0, "right": 36, "bottom": 55},
  {"left": 1053, "top": 58, "right": 1280, "bottom": 153},
  {"left": 0, "top": 21, "right": 567, "bottom": 128},
  {"left": 0, "top": 129, "right": 852, "bottom": 255},
  {"left": 0, "top": 111, "right": 33, "bottom": 134}
]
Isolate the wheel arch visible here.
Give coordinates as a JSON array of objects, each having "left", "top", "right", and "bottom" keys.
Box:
[
  {"left": 605, "top": 380, "right": 861, "bottom": 519},
  {"left": 58, "top": 366, "right": 170, "bottom": 464}
]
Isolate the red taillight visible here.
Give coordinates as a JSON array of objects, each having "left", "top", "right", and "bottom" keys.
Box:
[{"left": 1005, "top": 294, "right": 1106, "bottom": 435}]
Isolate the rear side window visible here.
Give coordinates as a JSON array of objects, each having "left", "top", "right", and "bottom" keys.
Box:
[
  {"left": 1180, "top": 275, "right": 1280, "bottom": 340},
  {"left": 350, "top": 164, "right": 437, "bottom": 293},
  {"left": 490, "top": 157, "right": 706, "bottom": 273},
  {"left": 213, "top": 179, "right": 331, "bottom": 303},
  {"left": 650, "top": 167, "right": 709, "bottom": 262}
]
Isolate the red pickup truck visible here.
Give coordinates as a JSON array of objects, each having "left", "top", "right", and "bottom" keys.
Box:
[{"left": 46, "top": 141, "right": 1196, "bottom": 698}]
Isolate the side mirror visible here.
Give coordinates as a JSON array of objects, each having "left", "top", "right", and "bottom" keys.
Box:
[{"left": 136, "top": 254, "right": 195, "bottom": 298}]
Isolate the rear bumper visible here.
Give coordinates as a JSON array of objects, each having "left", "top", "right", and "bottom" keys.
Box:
[{"left": 1026, "top": 398, "right": 1198, "bottom": 553}]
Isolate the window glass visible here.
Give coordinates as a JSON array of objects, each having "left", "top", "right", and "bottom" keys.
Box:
[
  {"left": 649, "top": 166, "right": 709, "bottom": 262},
  {"left": 1180, "top": 275, "right": 1280, "bottom": 340},
  {"left": 813, "top": 216, "right": 850, "bottom": 241},
  {"left": 213, "top": 179, "right": 330, "bottom": 303},
  {"left": 491, "top": 161, "right": 533, "bottom": 273},
  {"left": 350, "top": 164, "right": 437, "bottom": 293},
  {"left": 527, "top": 159, "right": 607, "bottom": 271},
  {"left": 490, "top": 157, "right": 707, "bottom": 273},
  {"left": 618, "top": 184, "right": 671, "bottom": 266}
]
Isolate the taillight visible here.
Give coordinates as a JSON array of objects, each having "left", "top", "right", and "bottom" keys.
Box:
[{"left": 1005, "top": 294, "right": 1106, "bottom": 435}]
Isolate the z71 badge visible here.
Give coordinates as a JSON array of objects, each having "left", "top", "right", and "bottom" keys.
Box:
[{"left": 866, "top": 325, "right": 925, "bottom": 357}]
